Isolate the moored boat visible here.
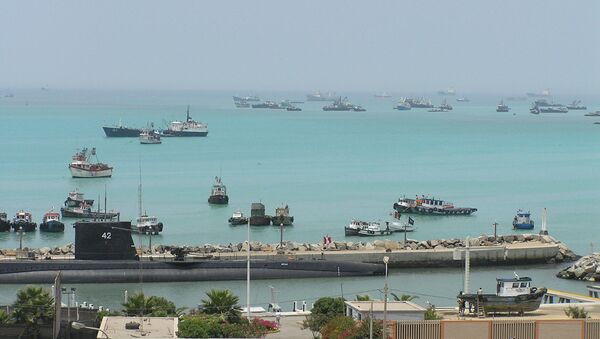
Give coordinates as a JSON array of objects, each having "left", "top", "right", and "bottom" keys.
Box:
[
  {"left": 40, "top": 211, "right": 65, "bottom": 232},
  {"left": 11, "top": 210, "right": 37, "bottom": 232},
  {"left": 134, "top": 214, "right": 163, "bottom": 235},
  {"left": 393, "top": 195, "right": 477, "bottom": 215},
  {"left": 249, "top": 203, "right": 271, "bottom": 226},
  {"left": 496, "top": 99, "right": 510, "bottom": 112},
  {"left": 345, "top": 220, "right": 384, "bottom": 236},
  {"left": 228, "top": 210, "right": 248, "bottom": 225},
  {"left": 208, "top": 176, "right": 229, "bottom": 205},
  {"left": 251, "top": 101, "right": 285, "bottom": 109},
  {"left": 428, "top": 107, "right": 448, "bottom": 112},
  {"left": 69, "top": 148, "right": 113, "bottom": 178},
  {"left": 306, "top": 91, "right": 336, "bottom": 101},
  {"left": 439, "top": 99, "right": 453, "bottom": 111},
  {"left": 286, "top": 105, "right": 302, "bottom": 111},
  {"left": 0, "top": 213, "right": 10, "bottom": 232},
  {"left": 139, "top": 130, "right": 161, "bottom": 144},
  {"left": 513, "top": 210, "right": 534, "bottom": 230},
  {"left": 456, "top": 97, "right": 470, "bottom": 102},
  {"left": 161, "top": 106, "right": 208, "bottom": 137},
  {"left": 584, "top": 111, "right": 600, "bottom": 117},
  {"left": 405, "top": 97, "right": 434, "bottom": 108},
  {"left": 271, "top": 205, "right": 294, "bottom": 226},
  {"left": 530, "top": 104, "right": 568, "bottom": 114},
  {"left": 60, "top": 204, "right": 120, "bottom": 220},
  {"left": 457, "top": 275, "right": 546, "bottom": 316},
  {"left": 102, "top": 121, "right": 142, "bottom": 137},
  {"left": 393, "top": 98, "right": 411, "bottom": 110},
  {"left": 64, "top": 190, "right": 94, "bottom": 208},
  {"left": 566, "top": 100, "right": 586, "bottom": 110}
]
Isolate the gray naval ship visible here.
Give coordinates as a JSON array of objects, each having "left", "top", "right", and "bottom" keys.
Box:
[{"left": 0, "top": 220, "right": 384, "bottom": 283}]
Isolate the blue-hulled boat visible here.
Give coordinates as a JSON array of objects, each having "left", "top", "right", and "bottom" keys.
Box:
[{"left": 513, "top": 210, "right": 534, "bottom": 230}]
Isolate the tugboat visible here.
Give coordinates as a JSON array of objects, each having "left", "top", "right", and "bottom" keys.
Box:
[
  {"left": 439, "top": 99, "right": 453, "bottom": 111},
  {"left": 229, "top": 210, "right": 248, "bottom": 225},
  {"left": 69, "top": 148, "right": 113, "bottom": 178},
  {"left": 271, "top": 205, "right": 294, "bottom": 226},
  {"left": 512, "top": 210, "right": 534, "bottom": 230},
  {"left": 393, "top": 195, "right": 477, "bottom": 215},
  {"left": 457, "top": 275, "right": 546, "bottom": 316},
  {"left": 161, "top": 106, "right": 208, "bottom": 137},
  {"left": 566, "top": 100, "right": 587, "bottom": 110},
  {"left": 139, "top": 130, "right": 161, "bottom": 144},
  {"left": 0, "top": 213, "right": 10, "bottom": 232},
  {"left": 496, "top": 99, "right": 510, "bottom": 112},
  {"left": 249, "top": 203, "right": 271, "bottom": 226},
  {"left": 208, "top": 176, "right": 229, "bottom": 205},
  {"left": 393, "top": 98, "right": 412, "bottom": 111},
  {"left": 102, "top": 120, "right": 142, "bottom": 137},
  {"left": 11, "top": 211, "right": 37, "bottom": 232},
  {"left": 39, "top": 211, "right": 65, "bottom": 232}
]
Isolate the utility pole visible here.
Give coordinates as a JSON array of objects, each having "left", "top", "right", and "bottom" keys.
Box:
[
  {"left": 382, "top": 256, "right": 389, "bottom": 339},
  {"left": 369, "top": 301, "right": 373, "bottom": 339},
  {"left": 492, "top": 222, "right": 498, "bottom": 240}
]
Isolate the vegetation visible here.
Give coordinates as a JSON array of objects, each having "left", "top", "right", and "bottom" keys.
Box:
[
  {"left": 355, "top": 294, "right": 371, "bottom": 301},
  {"left": 122, "top": 292, "right": 185, "bottom": 317},
  {"left": 302, "top": 297, "right": 345, "bottom": 336},
  {"left": 424, "top": 305, "right": 443, "bottom": 320},
  {"left": 391, "top": 293, "right": 418, "bottom": 302},
  {"left": 12, "top": 286, "right": 54, "bottom": 338},
  {"left": 0, "top": 309, "right": 11, "bottom": 326},
  {"left": 200, "top": 289, "right": 243, "bottom": 323},
  {"left": 564, "top": 305, "right": 589, "bottom": 319},
  {"left": 177, "top": 314, "right": 278, "bottom": 338},
  {"left": 320, "top": 315, "right": 384, "bottom": 339}
]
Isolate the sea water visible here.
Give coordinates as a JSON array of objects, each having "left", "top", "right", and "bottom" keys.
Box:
[{"left": 0, "top": 89, "right": 598, "bottom": 309}]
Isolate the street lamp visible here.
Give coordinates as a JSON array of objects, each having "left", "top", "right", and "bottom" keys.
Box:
[
  {"left": 61, "top": 287, "right": 76, "bottom": 322},
  {"left": 382, "top": 256, "right": 389, "bottom": 339},
  {"left": 71, "top": 321, "right": 110, "bottom": 338}
]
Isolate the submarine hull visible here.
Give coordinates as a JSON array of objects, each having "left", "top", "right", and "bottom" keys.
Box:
[{"left": 0, "top": 259, "right": 384, "bottom": 284}]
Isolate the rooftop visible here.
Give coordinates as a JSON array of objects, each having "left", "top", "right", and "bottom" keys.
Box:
[
  {"left": 345, "top": 300, "right": 426, "bottom": 312},
  {"left": 99, "top": 316, "right": 178, "bottom": 338}
]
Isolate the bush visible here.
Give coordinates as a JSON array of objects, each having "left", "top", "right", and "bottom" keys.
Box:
[
  {"left": 12, "top": 286, "right": 54, "bottom": 337},
  {"left": 302, "top": 297, "right": 346, "bottom": 335},
  {"left": 0, "top": 309, "right": 11, "bottom": 326},
  {"left": 424, "top": 305, "right": 442, "bottom": 320},
  {"left": 176, "top": 314, "right": 276, "bottom": 338},
  {"left": 320, "top": 315, "right": 356, "bottom": 339},
  {"left": 564, "top": 306, "right": 588, "bottom": 319}
]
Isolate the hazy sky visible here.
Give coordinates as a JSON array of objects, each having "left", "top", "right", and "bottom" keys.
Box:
[{"left": 1, "top": 0, "right": 599, "bottom": 94}]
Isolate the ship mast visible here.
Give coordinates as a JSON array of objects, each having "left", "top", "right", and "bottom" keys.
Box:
[{"left": 138, "top": 160, "right": 143, "bottom": 217}]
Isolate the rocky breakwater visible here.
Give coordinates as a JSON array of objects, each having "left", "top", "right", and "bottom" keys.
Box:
[
  {"left": 0, "top": 244, "right": 74, "bottom": 259},
  {"left": 557, "top": 253, "right": 600, "bottom": 282}
]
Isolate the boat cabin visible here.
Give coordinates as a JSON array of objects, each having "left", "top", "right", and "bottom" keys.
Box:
[
  {"left": 44, "top": 212, "right": 60, "bottom": 222},
  {"left": 417, "top": 196, "right": 454, "bottom": 209},
  {"left": 15, "top": 211, "right": 32, "bottom": 222},
  {"left": 251, "top": 203, "right": 266, "bottom": 217},
  {"left": 211, "top": 177, "right": 227, "bottom": 196},
  {"left": 496, "top": 277, "right": 532, "bottom": 296},
  {"left": 137, "top": 215, "right": 158, "bottom": 225},
  {"left": 0, "top": 213, "right": 7, "bottom": 222}
]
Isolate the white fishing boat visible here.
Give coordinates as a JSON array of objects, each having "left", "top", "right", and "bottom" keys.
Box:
[
  {"left": 161, "top": 106, "right": 208, "bottom": 137},
  {"left": 139, "top": 130, "right": 161, "bottom": 144},
  {"left": 133, "top": 165, "right": 163, "bottom": 235},
  {"left": 68, "top": 148, "right": 112, "bottom": 178}
]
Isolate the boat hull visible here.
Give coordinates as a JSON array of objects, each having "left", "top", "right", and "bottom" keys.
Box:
[
  {"left": 459, "top": 288, "right": 547, "bottom": 314},
  {"left": 61, "top": 208, "right": 119, "bottom": 220},
  {"left": 11, "top": 221, "right": 37, "bottom": 232},
  {"left": 134, "top": 223, "right": 163, "bottom": 235},
  {"left": 0, "top": 259, "right": 385, "bottom": 284},
  {"left": 102, "top": 126, "right": 141, "bottom": 137},
  {"left": 40, "top": 220, "right": 65, "bottom": 232},
  {"left": 249, "top": 216, "right": 271, "bottom": 226},
  {"left": 393, "top": 203, "right": 477, "bottom": 215},
  {"left": 513, "top": 223, "right": 534, "bottom": 230},
  {"left": 161, "top": 130, "right": 208, "bottom": 137},
  {"left": 228, "top": 217, "right": 248, "bottom": 225},
  {"left": 69, "top": 166, "right": 112, "bottom": 178},
  {"left": 271, "top": 215, "right": 294, "bottom": 226},
  {"left": 0, "top": 220, "right": 10, "bottom": 232},
  {"left": 208, "top": 195, "right": 229, "bottom": 205}
]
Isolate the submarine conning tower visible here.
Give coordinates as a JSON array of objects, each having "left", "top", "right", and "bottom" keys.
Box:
[{"left": 74, "top": 220, "right": 138, "bottom": 260}]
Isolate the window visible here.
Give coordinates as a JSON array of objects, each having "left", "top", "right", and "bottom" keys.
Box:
[
  {"left": 512, "top": 283, "right": 520, "bottom": 288},
  {"left": 520, "top": 283, "right": 528, "bottom": 288}
]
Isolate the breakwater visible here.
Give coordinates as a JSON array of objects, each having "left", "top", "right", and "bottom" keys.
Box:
[
  {"left": 556, "top": 253, "right": 600, "bottom": 282},
  {"left": 1, "top": 234, "right": 576, "bottom": 268}
]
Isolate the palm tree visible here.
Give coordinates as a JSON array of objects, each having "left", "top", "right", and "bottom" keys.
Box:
[
  {"left": 122, "top": 292, "right": 148, "bottom": 316},
  {"left": 391, "top": 293, "right": 418, "bottom": 302},
  {"left": 355, "top": 294, "right": 371, "bottom": 301},
  {"left": 201, "top": 289, "right": 242, "bottom": 323},
  {"left": 12, "top": 286, "right": 54, "bottom": 338}
]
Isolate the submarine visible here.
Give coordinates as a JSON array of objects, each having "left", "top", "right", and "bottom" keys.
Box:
[{"left": 0, "top": 220, "right": 384, "bottom": 284}]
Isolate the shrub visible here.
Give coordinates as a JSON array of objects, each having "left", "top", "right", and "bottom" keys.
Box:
[
  {"left": 0, "top": 309, "right": 11, "bottom": 326},
  {"left": 12, "top": 286, "right": 54, "bottom": 337},
  {"left": 177, "top": 314, "right": 274, "bottom": 338},
  {"left": 302, "top": 296, "right": 346, "bottom": 335},
  {"left": 424, "top": 305, "right": 442, "bottom": 320},
  {"left": 564, "top": 306, "right": 588, "bottom": 319},
  {"left": 320, "top": 315, "right": 356, "bottom": 339}
]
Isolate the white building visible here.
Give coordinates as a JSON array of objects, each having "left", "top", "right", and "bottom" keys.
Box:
[{"left": 344, "top": 301, "right": 426, "bottom": 321}]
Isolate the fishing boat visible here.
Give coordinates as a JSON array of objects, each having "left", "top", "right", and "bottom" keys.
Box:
[
  {"left": 271, "top": 205, "right": 294, "bottom": 226},
  {"left": 139, "top": 130, "right": 161, "bottom": 144},
  {"left": 393, "top": 195, "right": 477, "bottom": 215},
  {"left": 439, "top": 99, "right": 453, "bottom": 111},
  {"left": 249, "top": 203, "right": 271, "bottom": 226},
  {"left": 457, "top": 275, "right": 547, "bottom": 316},
  {"left": 584, "top": 111, "right": 600, "bottom": 117},
  {"left": 456, "top": 97, "right": 470, "bottom": 102},
  {"left": 64, "top": 190, "right": 94, "bottom": 208},
  {"left": 566, "top": 100, "right": 587, "bottom": 110},
  {"left": 208, "top": 176, "right": 229, "bottom": 205},
  {"left": 39, "top": 211, "right": 65, "bottom": 232},
  {"left": 68, "top": 148, "right": 113, "bottom": 178},
  {"left": 133, "top": 167, "right": 163, "bottom": 235},
  {"left": 405, "top": 97, "right": 434, "bottom": 108},
  {"left": 102, "top": 121, "right": 142, "bottom": 137},
  {"left": 306, "top": 91, "right": 336, "bottom": 101},
  {"left": 393, "top": 98, "right": 411, "bottom": 111},
  {"left": 0, "top": 213, "right": 10, "bottom": 232},
  {"left": 228, "top": 210, "right": 248, "bottom": 225},
  {"left": 161, "top": 106, "right": 208, "bottom": 137},
  {"left": 530, "top": 104, "right": 568, "bottom": 114},
  {"left": 61, "top": 203, "right": 120, "bottom": 220},
  {"left": 496, "top": 100, "right": 510, "bottom": 112},
  {"left": 322, "top": 97, "right": 354, "bottom": 111},
  {"left": 11, "top": 211, "right": 37, "bottom": 232},
  {"left": 512, "top": 210, "right": 534, "bottom": 230}
]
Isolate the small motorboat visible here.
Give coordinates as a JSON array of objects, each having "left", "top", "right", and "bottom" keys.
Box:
[
  {"left": 228, "top": 210, "right": 248, "bottom": 225},
  {"left": 345, "top": 220, "right": 390, "bottom": 236},
  {"left": 133, "top": 214, "right": 163, "bottom": 235},
  {"left": 11, "top": 211, "right": 37, "bottom": 232},
  {"left": 139, "top": 130, "right": 162, "bottom": 144},
  {"left": 0, "top": 213, "right": 10, "bottom": 232},
  {"left": 457, "top": 275, "right": 546, "bottom": 316},
  {"left": 513, "top": 210, "right": 534, "bottom": 230},
  {"left": 208, "top": 176, "right": 229, "bottom": 205},
  {"left": 40, "top": 211, "right": 65, "bottom": 232}
]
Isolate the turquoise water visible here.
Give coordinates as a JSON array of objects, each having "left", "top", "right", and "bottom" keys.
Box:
[{"left": 0, "top": 89, "right": 598, "bottom": 308}]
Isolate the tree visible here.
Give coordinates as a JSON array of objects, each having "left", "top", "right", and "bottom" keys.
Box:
[
  {"left": 200, "top": 289, "right": 242, "bottom": 323},
  {"left": 122, "top": 293, "right": 184, "bottom": 317},
  {"left": 0, "top": 309, "right": 11, "bottom": 326},
  {"left": 320, "top": 315, "right": 356, "bottom": 339},
  {"left": 391, "top": 293, "right": 418, "bottom": 302},
  {"left": 424, "top": 305, "right": 442, "bottom": 320},
  {"left": 302, "top": 297, "right": 345, "bottom": 335},
  {"left": 12, "top": 286, "right": 54, "bottom": 338},
  {"left": 355, "top": 294, "right": 371, "bottom": 301}
]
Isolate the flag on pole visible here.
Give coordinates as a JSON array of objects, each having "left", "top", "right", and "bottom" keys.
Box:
[{"left": 408, "top": 217, "right": 415, "bottom": 225}]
